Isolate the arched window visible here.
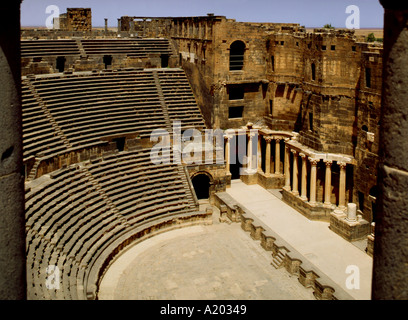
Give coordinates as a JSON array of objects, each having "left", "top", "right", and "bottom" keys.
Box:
[{"left": 229, "top": 40, "right": 245, "bottom": 71}]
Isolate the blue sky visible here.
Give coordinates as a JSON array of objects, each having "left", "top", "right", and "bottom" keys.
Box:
[{"left": 21, "top": 0, "right": 384, "bottom": 28}]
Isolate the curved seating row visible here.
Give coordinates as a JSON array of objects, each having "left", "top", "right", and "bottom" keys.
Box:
[
  {"left": 25, "top": 148, "right": 200, "bottom": 300},
  {"left": 81, "top": 39, "right": 172, "bottom": 57},
  {"left": 21, "top": 39, "right": 172, "bottom": 58},
  {"left": 157, "top": 69, "right": 206, "bottom": 131},
  {"left": 22, "top": 69, "right": 207, "bottom": 162},
  {"left": 21, "top": 40, "right": 80, "bottom": 58}
]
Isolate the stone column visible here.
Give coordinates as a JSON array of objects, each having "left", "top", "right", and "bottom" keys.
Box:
[
  {"left": 283, "top": 145, "right": 291, "bottom": 191},
  {"left": 323, "top": 160, "right": 332, "bottom": 207},
  {"left": 104, "top": 18, "right": 108, "bottom": 34},
  {"left": 346, "top": 203, "right": 357, "bottom": 222},
  {"left": 257, "top": 135, "right": 262, "bottom": 172},
  {"left": 338, "top": 162, "right": 347, "bottom": 209},
  {"left": 309, "top": 158, "right": 319, "bottom": 206},
  {"left": 291, "top": 150, "right": 299, "bottom": 196},
  {"left": 225, "top": 135, "right": 232, "bottom": 175},
  {"left": 143, "top": 18, "right": 147, "bottom": 37},
  {"left": 0, "top": 0, "right": 26, "bottom": 299},
  {"left": 275, "top": 138, "right": 281, "bottom": 174},
  {"left": 130, "top": 20, "right": 135, "bottom": 34},
  {"left": 300, "top": 153, "right": 308, "bottom": 201},
  {"left": 117, "top": 18, "right": 121, "bottom": 32},
  {"left": 372, "top": 0, "right": 408, "bottom": 300},
  {"left": 264, "top": 136, "right": 272, "bottom": 177},
  {"left": 247, "top": 133, "right": 252, "bottom": 170},
  {"left": 247, "top": 131, "right": 258, "bottom": 172}
]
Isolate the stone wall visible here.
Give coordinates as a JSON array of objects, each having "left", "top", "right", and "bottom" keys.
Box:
[{"left": 63, "top": 8, "right": 92, "bottom": 32}]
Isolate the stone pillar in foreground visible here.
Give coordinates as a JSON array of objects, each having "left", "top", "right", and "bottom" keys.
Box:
[
  {"left": 0, "top": 0, "right": 26, "bottom": 300},
  {"left": 372, "top": 0, "right": 408, "bottom": 300}
]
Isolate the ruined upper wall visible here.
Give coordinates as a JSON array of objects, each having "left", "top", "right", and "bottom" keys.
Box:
[{"left": 58, "top": 8, "right": 92, "bottom": 32}]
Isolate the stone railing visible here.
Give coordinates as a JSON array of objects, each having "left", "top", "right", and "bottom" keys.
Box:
[{"left": 214, "top": 192, "right": 354, "bottom": 300}]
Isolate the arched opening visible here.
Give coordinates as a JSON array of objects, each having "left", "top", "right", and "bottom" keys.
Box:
[
  {"left": 229, "top": 40, "right": 245, "bottom": 71},
  {"left": 191, "top": 173, "right": 211, "bottom": 200}
]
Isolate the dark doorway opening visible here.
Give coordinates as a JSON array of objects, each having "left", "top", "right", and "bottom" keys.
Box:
[
  {"left": 103, "top": 55, "right": 113, "bottom": 69},
  {"left": 161, "top": 54, "right": 169, "bottom": 68},
  {"left": 228, "top": 106, "right": 244, "bottom": 119},
  {"left": 192, "top": 174, "right": 211, "bottom": 199},
  {"left": 56, "top": 56, "right": 66, "bottom": 72},
  {"left": 113, "top": 137, "right": 126, "bottom": 151},
  {"left": 229, "top": 134, "right": 245, "bottom": 180}
]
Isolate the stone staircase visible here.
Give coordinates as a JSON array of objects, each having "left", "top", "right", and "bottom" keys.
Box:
[
  {"left": 177, "top": 164, "right": 199, "bottom": 211},
  {"left": 271, "top": 250, "right": 286, "bottom": 269},
  {"left": 152, "top": 70, "right": 173, "bottom": 132}
]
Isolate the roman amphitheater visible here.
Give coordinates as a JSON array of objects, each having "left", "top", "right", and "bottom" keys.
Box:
[{"left": 1, "top": 1, "right": 408, "bottom": 301}]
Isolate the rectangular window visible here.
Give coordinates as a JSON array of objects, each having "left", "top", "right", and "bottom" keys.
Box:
[
  {"left": 228, "top": 106, "right": 244, "bottom": 119},
  {"left": 271, "top": 55, "right": 275, "bottom": 72},
  {"left": 322, "top": 45, "right": 326, "bottom": 50},
  {"left": 309, "top": 112, "right": 313, "bottom": 131},
  {"left": 365, "top": 67, "right": 372, "bottom": 88},
  {"left": 275, "top": 84, "right": 285, "bottom": 98},
  {"left": 229, "top": 86, "right": 244, "bottom": 100},
  {"left": 331, "top": 45, "right": 336, "bottom": 50},
  {"left": 269, "top": 100, "right": 273, "bottom": 115}
]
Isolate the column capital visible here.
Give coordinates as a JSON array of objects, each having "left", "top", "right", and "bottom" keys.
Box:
[
  {"left": 224, "top": 134, "right": 233, "bottom": 141},
  {"left": 324, "top": 159, "right": 333, "bottom": 166},
  {"left": 291, "top": 149, "right": 298, "bottom": 155},
  {"left": 264, "top": 136, "right": 273, "bottom": 143},
  {"left": 299, "top": 152, "right": 307, "bottom": 159},
  {"left": 274, "top": 137, "right": 282, "bottom": 142},
  {"left": 308, "top": 157, "right": 319, "bottom": 165},
  {"left": 338, "top": 161, "right": 347, "bottom": 169}
]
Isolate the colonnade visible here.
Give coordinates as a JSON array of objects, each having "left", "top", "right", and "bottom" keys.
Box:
[
  {"left": 283, "top": 147, "right": 348, "bottom": 209},
  {"left": 224, "top": 133, "right": 284, "bottom": 176},
  {"left": 224, "top": 132, "right": 350, "bottom": 209}
]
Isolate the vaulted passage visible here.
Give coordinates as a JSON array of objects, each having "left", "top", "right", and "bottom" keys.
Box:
[{"left": 192, "top": 174, "right": 210, "bottom": 199}]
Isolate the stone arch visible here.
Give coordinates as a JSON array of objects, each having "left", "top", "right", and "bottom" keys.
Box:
[
  {"left": 191, "top": 171, "right": 214, "bottom": 200},
  {"left": 229, "top": 40, "right": 246, "bottom": 71}
]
